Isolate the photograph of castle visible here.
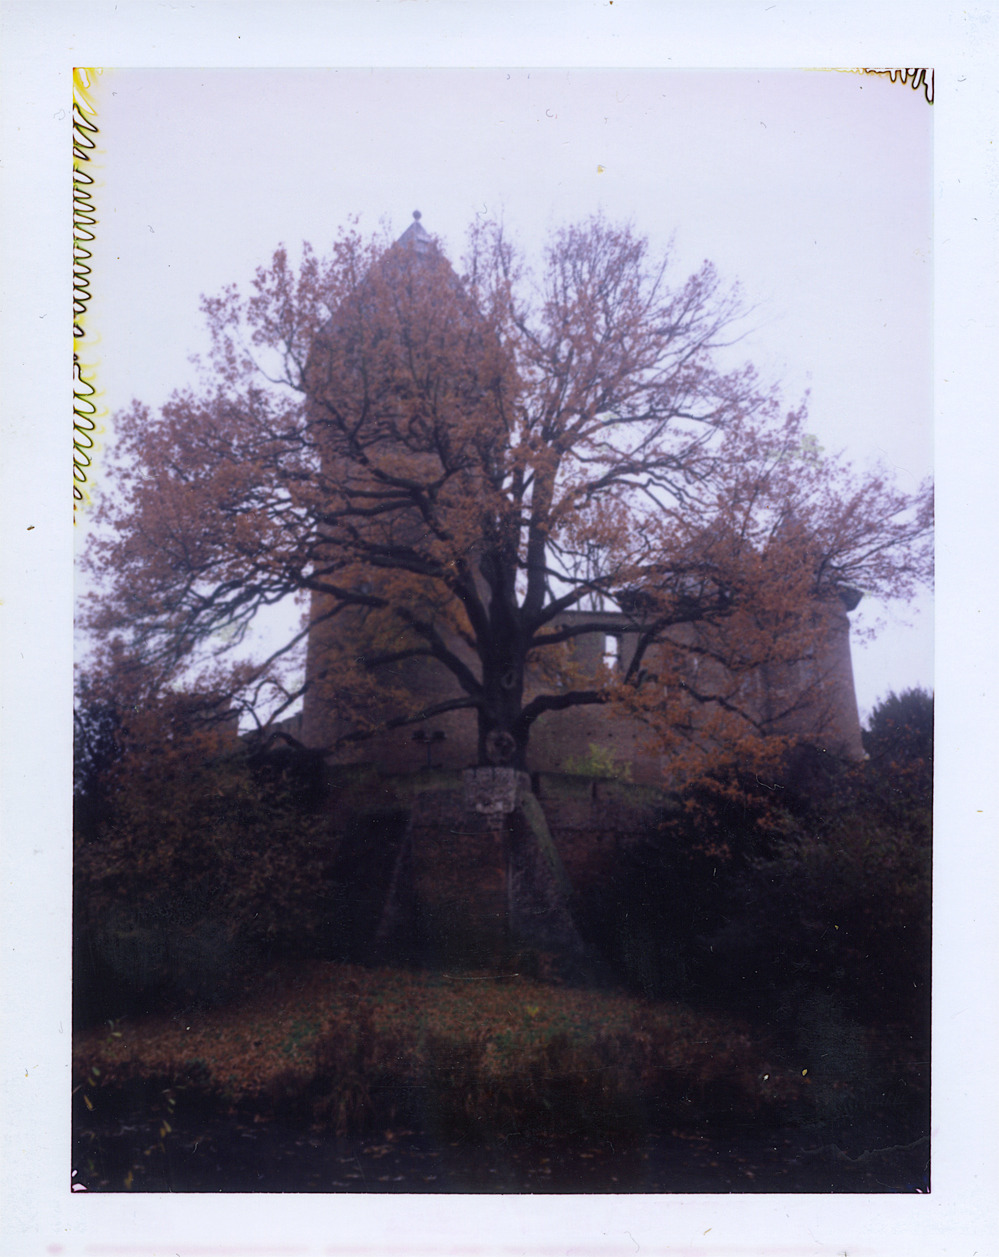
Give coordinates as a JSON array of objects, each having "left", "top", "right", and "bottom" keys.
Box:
[{"left": 71, "top": 66, "right": 933, "bottom": 1197}]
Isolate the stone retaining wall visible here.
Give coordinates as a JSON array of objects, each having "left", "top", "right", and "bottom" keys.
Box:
[{"left": 328, "top": 769, "right": 674, "bottom": 966}]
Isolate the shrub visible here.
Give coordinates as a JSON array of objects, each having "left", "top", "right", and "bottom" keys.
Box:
[
  {"left": 577, "top": 704, "right": 931, "bottom": 1104},
  {"left": 564, "top": 743, "right": 633, "bottom": 781},
  {"left": 699, "top": 699, "right": 932, "bottom": 1085},
  {"left": 74, "top": 692, "right": 336, "bottom": 1020}
]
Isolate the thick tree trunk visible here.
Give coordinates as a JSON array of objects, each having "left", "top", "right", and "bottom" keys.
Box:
[{"left": 476, "top": 637, "right": 529, "bottom": 769}]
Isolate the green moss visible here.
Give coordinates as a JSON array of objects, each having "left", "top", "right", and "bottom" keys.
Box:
[
  {"left": 534, "top": 772, "right": 595, "bottom": 802},
  {"left": 331, "top": 766, "right": 464, "bottom": 813},
  {"left": 593, "top": 778, "right": 673, "bottom": 811},
  {"left": 386, "top": 769, "right": 464, "bottom": 800}
]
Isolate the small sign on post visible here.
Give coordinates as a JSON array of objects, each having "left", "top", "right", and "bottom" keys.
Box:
[{"left": 462, "top": 767, "right": 530, "bottom": 815}]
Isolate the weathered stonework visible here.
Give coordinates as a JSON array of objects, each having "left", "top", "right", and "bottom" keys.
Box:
[
  {"left": 322, "top": 768, "right": 677, "bottom": 972},
  {"left": 302, "top": 596, "right": 865, "bottom": 785},
  {"left": 372, "top": 772, "right": 599, "bottom": 971},
  {"left": 462, "top": 767, "right": 530, "bottom": 816}
]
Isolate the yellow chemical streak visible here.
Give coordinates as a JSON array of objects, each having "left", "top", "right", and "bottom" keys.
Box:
[
  {"left": 73, "top": 67, "right": 101, "bottom": 112},
  {"left": 73, "top": 68, "right": 104, "bottom": 519}
]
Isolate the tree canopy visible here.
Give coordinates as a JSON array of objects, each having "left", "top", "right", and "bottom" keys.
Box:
[{"left": 82, "top": 215, "right": 933, "bottom": 770}]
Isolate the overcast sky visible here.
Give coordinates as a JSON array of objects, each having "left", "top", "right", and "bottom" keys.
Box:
[{"left": 79, "top": 65, "right": 933, "bottom": 720}]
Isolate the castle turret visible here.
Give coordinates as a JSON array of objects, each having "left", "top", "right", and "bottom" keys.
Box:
[{"left": 299, "top": 213, "right": 497, "bottom": 763}]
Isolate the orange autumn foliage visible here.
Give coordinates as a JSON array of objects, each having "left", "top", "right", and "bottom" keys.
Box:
[{"left": 82, "top": 215, "right": 932, "bottom": 774}]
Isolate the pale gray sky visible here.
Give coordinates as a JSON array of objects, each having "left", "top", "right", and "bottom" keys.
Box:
[{"left": 81, "top": 66, "right": 932, "bottom": 720}]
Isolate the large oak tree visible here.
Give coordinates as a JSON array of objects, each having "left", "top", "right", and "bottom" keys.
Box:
[{"left": 83, "top": 215, "right": 932, "bottom": 771}]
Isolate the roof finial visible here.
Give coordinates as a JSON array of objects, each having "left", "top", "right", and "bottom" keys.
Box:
[{"left": 397, "top": 211, "right": 430, "bottom": 251}]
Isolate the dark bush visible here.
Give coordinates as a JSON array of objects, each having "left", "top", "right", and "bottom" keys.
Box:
[
  {"left": 577, "top": 699, "right": 931, "bottom": 1106},
  {"left": 74, "top": 694, "right": 337, "bottom": 1022}
]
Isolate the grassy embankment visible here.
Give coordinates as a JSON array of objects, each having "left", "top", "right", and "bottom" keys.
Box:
[{"left": 74, "top": 961, "right": 811, "bottom": 1142}]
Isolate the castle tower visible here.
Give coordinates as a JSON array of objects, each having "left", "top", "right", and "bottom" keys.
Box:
[
  {"left": 298, "top": 215, "right": 866, "bottom": 779},
  {"left": 299, "top": 213, "right": 496, "bottom": 766}
]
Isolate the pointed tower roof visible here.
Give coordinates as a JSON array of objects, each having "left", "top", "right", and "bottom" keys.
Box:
[{"left": 396, "top": 210, "right": 433, "bottom": 254}]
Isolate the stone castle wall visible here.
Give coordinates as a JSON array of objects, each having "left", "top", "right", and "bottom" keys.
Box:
[
  {"left": 328, "top": 768, "right": 671, "bottom": 967},
  {"left": 300, "top": 595, "right": 865, "bottom": 784}
]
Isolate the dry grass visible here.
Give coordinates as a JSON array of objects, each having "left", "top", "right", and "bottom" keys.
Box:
[{"left": 74, "top": 961, "right": 809, "bottom": 1136}]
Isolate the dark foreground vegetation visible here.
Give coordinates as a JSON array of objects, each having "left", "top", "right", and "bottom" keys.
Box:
[
  {"left": 72, "top": 690, "right": 932, "bottom": 1193},
  {"left": 73, "top": 962, "right": 928, "bottom": 1193}
]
